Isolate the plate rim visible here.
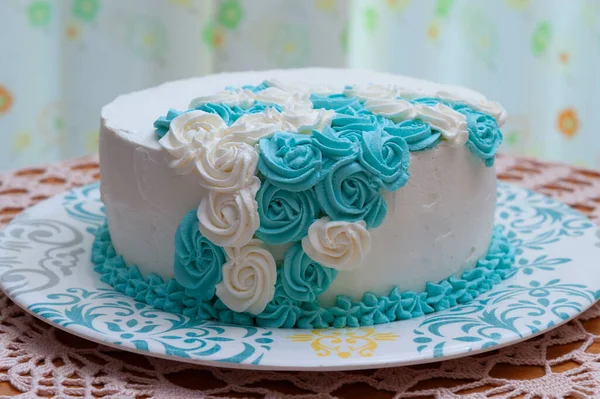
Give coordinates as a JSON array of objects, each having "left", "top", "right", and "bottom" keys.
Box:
[
  {"left": 3, "top": 284, "right": 589, "bottom": 371},
  {"left": 0, "top": 182, "right": 598, "bottom": 371}
]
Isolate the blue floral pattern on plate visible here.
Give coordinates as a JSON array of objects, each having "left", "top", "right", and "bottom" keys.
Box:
[
  {"left": 29, "top": 288, "right": 273, "bottom": 364},
  {"left": 0, "top": 182, "right": 598, "bottom": 370}
]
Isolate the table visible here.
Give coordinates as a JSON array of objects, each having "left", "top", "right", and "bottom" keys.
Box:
[{"left": 0, "top": 154, "right": 599, "bottom": 398}]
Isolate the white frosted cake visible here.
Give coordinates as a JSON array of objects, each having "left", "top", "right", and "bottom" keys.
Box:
[{"left": 94, "top": 68, "right": 515, "bottom": 328}]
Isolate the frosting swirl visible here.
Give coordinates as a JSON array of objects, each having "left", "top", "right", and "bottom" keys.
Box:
[
  {"left": 385, "top": 119, "right": 440, "bottom": 151},
  {"left": 311, "top": 126, "right": 359, "bottom": 172},
  {"left": 414, "top": 103, "right": 469, "bottom": 145},
  {"left": 314, "top": 159, "right": 387, "bottom": 228},
  {"left": 460, "top": 110, "right": 503, "bottom": 167},
  {"left": 227, "top": 108, "right": 334, "bottom": 144},
  {"left": 154, "top": 109, "right": 186, "bottom": 138},
  {"left": 189, "top": 89, "right": 256, "bottom": 109},
  {"left": 343, "top": 84, "right": 399, "bottom": 101},
  {"left": 258, "top": 132, "right": 323, "bottom": 192},
  {"left": 301, "top": 217, "right": 372, "bottom": 271},
  {"left": 215, "top": 239, "right": 277, "bottom": 314},
  {"left": 253, "top": 87, "right": 313, "bottom": 111},
  {"left": 281, "top": 243, "right": 338, "bottom": 302},
  {"left": 189, "top": 83, "right": 320, "bottom": 112},
  {"left": 310, "top": 93, "right": 363, "bottom": 114},
  {"left": 158, "top": 111, "right": 227, "bottom": 174},
  {"left": 357, "top": 127, "right": 410, "bottom": 191},
  {"left": 343, "top": 83, "right": 506, "bottom": 125},
  {"left": 196, "top": 102, "right": 282, "bottom": 125},
  {"left": 173, "top": 210, "right": 226, "bottom": 300},
  {"left": 255, "top": 286, "right": 302, "bottom": 328},
  {"left": 255, "top": 180, "right": 320, "bottom": 245},
  {"left": 332, "top": 112, "right": 380, "bottom": 136},
  {"left": 197, "top": 181, "right": 260, "bottom": 248},
  {"left": 194, "top": 136, "right": 260, "bottom": 193},
  {"left": 363, "top": 98, "right": 416, "bottom": 123},
  {"left": 281, "top": 108, "right": 335, "bottom": 134},
  {"left": 265, "top": 78, "right": 334, "bottom": 95},
  {"left": 412, "top": 97, "right": 446, "bottom": 107}
]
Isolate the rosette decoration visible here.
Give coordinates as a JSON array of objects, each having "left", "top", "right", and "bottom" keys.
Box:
[
  {"left": 258, "top": 132, "right": 324, "bottom": 192},
  {"left": 158, "top": 111, "right": 228, "bottom": 174},
  {"left": 173, "top": 210, "right": 226, "bottom": 300},
  {"left": 197, "top": 183, "right": 260, "bottom": 248},
  {"left": 281, "top": 243, "right": 338, "bottom": 302},
  {"left": 302, "top": 218, "right": 371, "bottom": 271},
  {"left": 255, "top": 180, "right": 320, "bottom": 245},
  {"left": 215, "top": 240, "right": 277, "bottom": 314},
  {"left": 454, "top": 107, "right": 503, "bottom": 167},
  {"left": 194, "top": 135, "right": 260, "bottom": 193},
  {"left": 314, "top": 159, "right": 387, "bottom": 228},
  {"left": 141, "top": 79, "right": 507, "bottom": 326},
  {"left": 384, "top": 119, "right": 440, "bottom": 152}
]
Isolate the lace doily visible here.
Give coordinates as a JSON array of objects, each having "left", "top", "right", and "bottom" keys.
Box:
[{"left": 0, "top": 154, "right": 599, "bottom": 399}]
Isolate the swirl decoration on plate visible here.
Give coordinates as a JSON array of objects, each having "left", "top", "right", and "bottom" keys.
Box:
[{"left": 127, "top": 79, "right": 507, "bottom": 320}]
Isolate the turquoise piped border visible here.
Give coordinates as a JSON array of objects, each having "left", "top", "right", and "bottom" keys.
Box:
[{"left": 92, "top": 223, "right": 516, "bottom": 328}]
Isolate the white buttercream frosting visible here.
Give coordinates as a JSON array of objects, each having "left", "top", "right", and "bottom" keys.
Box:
[
  {"left": 302, "top": 218, "right": 372, "bottom": 271},
  {"left": 189, "top": 84, "right": 318, "bottom": 112},
  {"left": 344, "top": 84, "right": 400, "bottom": 101},
  {"left": 345, "top": 83, "right": 506, "bottom": 126},
  {"left": 189, "top": 89, "right": 256, "bottom": 110},
  {"left": 194, "top": 137, "right": 260, "bottom": 193},
  {"left": 226, "top": 107, "right": 334, "bottom": 143},
  {"left": 363, "top": 98, "right": 416, "bottom": 123},
  {"left": 414, "top": 103, "right": 469, "bottom": 145},
  {"left": 252, "top": 87, "right": 312, "bottom": 111},
  {"left": 197, "top": 181, "right": 260, "bottom": 248},
  {"left": 215, "top": 239, "right": 277, "bottom": 314},
  {"left": 158, "top": 111, "right": 227, "bottom": 174},
  {"left": 362, "top": 97, "right": 468, "bottom": 144}
]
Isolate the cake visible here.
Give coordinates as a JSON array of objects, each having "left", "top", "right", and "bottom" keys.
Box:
[{"left": 94, "top": 68, "right": 515, "bottom": 328}]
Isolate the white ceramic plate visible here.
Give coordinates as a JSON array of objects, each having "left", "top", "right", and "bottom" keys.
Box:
[{"left": 0, "top": 183, "right": 599, "bottom": 370}]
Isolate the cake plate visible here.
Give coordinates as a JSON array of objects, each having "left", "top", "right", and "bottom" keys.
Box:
[{"left": 0, "top": 182, "right": 598, "bottom": 371}]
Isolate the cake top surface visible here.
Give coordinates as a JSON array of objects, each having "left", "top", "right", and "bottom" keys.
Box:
[{"left": 101, "top": 68, "right": 502, "bottom": 149}]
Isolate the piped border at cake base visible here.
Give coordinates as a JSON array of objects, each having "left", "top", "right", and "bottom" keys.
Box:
[{"left": 91, "top": 223, "right": 516, "bottom": 329}]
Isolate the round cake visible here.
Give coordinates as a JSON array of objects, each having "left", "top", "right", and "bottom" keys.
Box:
[{"left": 94, "top": 68, "right": 515, "bottom": 328}]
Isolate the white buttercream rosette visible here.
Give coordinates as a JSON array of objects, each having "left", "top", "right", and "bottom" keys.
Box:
[
  {"left": 197, "top": 181, "right": 260, "bottom": 248},
  {"left": 302, "top": 217, "right": 372, "bottom": 271},
  {"left": 215, "top": 239, "right": 277, "bottom": 314},
  {"left": 158, "top": 111, "right": 228, "bottom": 174}
]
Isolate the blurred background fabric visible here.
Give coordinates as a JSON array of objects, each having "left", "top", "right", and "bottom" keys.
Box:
[{"left": 1, "top": 0, "right": 599, "bottom": 171}]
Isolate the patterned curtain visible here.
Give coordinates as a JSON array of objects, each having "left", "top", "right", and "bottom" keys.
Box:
[{"left": 0, "top": 0, "right": 598, "bottom": 170}]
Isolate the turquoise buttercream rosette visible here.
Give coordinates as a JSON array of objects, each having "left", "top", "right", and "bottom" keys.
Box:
[{"left": 91, "top": 80, "right": 509, "bottom": 328}]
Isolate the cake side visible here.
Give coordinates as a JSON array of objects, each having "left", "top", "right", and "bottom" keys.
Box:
[
  {"left": 97, "top": 68, "right": 510, "bottom": 328},
  {"left": 320, "top": 142, "right": 495, "bottom": 305}
]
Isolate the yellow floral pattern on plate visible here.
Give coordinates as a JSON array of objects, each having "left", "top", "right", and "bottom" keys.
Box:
[{"left": 289, "top": 328, "right": 399, "bottom": 358}]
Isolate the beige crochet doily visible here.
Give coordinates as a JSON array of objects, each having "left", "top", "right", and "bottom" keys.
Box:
[{"left": 0, "top": 154, "right": 599, "bottom": 399}]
